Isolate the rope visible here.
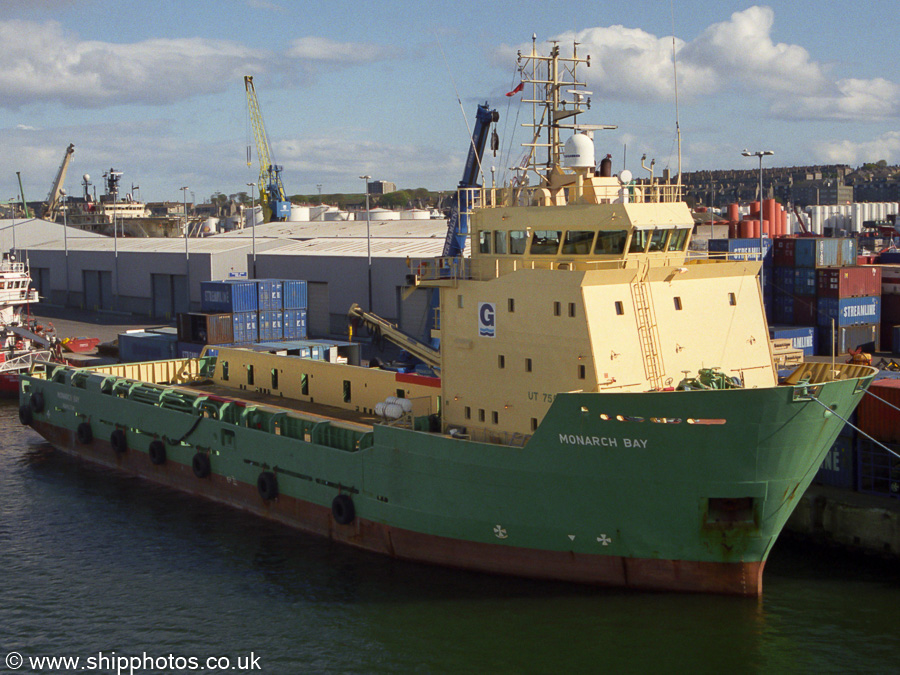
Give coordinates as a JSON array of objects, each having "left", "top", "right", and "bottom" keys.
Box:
[
  {"left": 165, "top": 413, "right": 204, "bottom": 445},
  {"left": 807, "top": 395, "right": 900, "bottom": 460}
]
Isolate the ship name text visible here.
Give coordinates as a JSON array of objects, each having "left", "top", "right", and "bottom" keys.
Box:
[{"left": 559, "top": 434, "right": 647, "bottom": 448}]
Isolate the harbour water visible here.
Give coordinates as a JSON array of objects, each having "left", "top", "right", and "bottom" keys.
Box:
[{"left": 1, "top": 401, "right": 898, "bottom": 674}]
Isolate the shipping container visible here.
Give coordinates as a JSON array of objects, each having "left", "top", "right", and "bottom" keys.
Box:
[
  {"left": 176, "top": 312, "right": 234, "bottom": 345},
  {"left": 793, "top": 268, "right": 817, "bottom": 296},
  {"left": 200, "top": 280, "right": 258, "bottom": 313},
  {"left": 773, "top": 238, "right": 795, "bottom": 267},
  {"left": 118, "top": 331, "right": 177, "bottom": 363},
  {"left": 768, "top": 325, "right": 816, "bottom": 356},
  {"left": 232, "top": 311, "right": 258, "bottom": 344},
  {"left": 879, "top": 251, "right": 900, "bottom": 264},
  {"left": 258, "top": 310, "right": 284, "bottom": 342},
  {"left": 856, "top": 437, "right": 900, "bottom": 499},
  {"left": 775, "top": 294, "right": 816, "bottom": 325},
  {"left": 176, "top": 342, "right": 221, "bottom": 359},
  {"left": 814, "top": 435, "right": 855, "bottom": 489},
  {"left": 894, "top": 325, "right": 900, "bottom": 355},
  {"left": 773, "top": 267, "right": 795, "bottom": 294},
  {"left": 283, "top": 280, "right": 308, "bottom": 310},
  {"left": 817, "top": 323, "right": 879, "bottom": 356},
  {"left": 707, "top": 238, "right": 772, "bottom": 264},
  {"left": 880, "top": 265, "right": 900, "bottom": 294},
  {"left": 816, "top": 266, "right": 882, "bottom": 298},
  {"left": 257, "top": 279, "right": 283, "bottom": 311},
  {"left": 255, "top": 340, "right": 327, "bottom": 360},
  {"left": 283, "top": 308, "right": 308, "bottom": 340},
  {"left": 882, "top": 294, "right": 900, "bottom": 327},
  {"left": 794, "top": 237, "right": 857, "bottom": 268},
  {"left": 817, "top": 296, "right": 880, "bottom": 327},
  {"left": 857, "top": 378, "right": 900, "bottom": 444}
]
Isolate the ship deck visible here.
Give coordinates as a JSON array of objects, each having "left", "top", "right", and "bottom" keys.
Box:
[{"left": 176, "top": 381, "right": 380, "bottom": 431}]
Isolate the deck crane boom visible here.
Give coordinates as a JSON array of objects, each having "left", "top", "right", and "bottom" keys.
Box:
[
  {"left": 42, "top": 143, "right": 75, "bottom": 221},
  {"left": 244, "top": 76, "right": 291, "bottom": 222}
]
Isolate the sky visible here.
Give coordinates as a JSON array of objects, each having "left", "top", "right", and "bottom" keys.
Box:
[{"left": 1, "top": 0, "right": 898, "bottom": 206}]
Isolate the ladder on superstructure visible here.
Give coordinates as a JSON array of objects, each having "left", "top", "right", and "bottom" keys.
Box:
[{"left": 630, "top": 274, "right": 665, "bottom": 390}]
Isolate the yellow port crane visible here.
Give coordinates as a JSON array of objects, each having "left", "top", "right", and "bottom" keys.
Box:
[{"left": 244, "top": 75, "right": 290, "bottom": 222}]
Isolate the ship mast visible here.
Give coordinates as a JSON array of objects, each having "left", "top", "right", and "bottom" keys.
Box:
[{"left": 515, "top": 35, "right": 615, "bottom": 184}]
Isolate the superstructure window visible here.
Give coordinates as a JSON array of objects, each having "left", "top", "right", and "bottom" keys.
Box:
[
  {"left": 494, "top": 231, "right": 508, "bottom": 254},
  {"left": 667, "top": 228, "right": 690, "bottom": 251},
  {"left": 247, "top": 365, "right": 254, "bottom": 385},
  {"left": 578, "top": 365, "right": 586, "bottom": 379},
  {"left": 674, "top": 297, "right": 683, "bottom": 311},
  {"left": 508, "top": 298, "right": 515, "bottom": 312},
  {"left": 595, "top": 230, "right": 628, "bottom": 255},
  {"left": 526, "top": 358, "right": 533, "bottom": 372},
  {"left": 221, "top": 361, "right": 229, "bottom": 381},
  {"left": 729, "top": 293, "right": 736, "bottom": 306},
  {"left": 530, "top": 230, "right": 562, "bottom": 255},
  {"left": 478, "top": 409, "right": 485, "bottom": 422},
  {"left": 568, "top": 303, "right": 576, "bottom": 318},
  {"left": 479, "top": 231, "right": 491, "bottom": 254},
  {"left": 553, "top": 301, "right": 561, "bottom": 316},
  {"left": 629, "top": 230, "right": 649, "bottom": 253},
  {"left": 498, "top": 355, "right": 505, "bottom": 369},
  {"left": 492, "top": 411, "right": 499, "bottom": 425},
  {"left": 615, "top": 301, "right": 624, "bottom": 315},
  {"left": 562, "top": 230, "right": 595, "bottom": 255},
  {"left": 510, "top": 230, "right": 528, "bottom": 254},
  {"left": 648, "top": 229, "right": 667, "bottom": 252},
  {"left": 465, "top": 406, "right": 471, "bottom": 420}
]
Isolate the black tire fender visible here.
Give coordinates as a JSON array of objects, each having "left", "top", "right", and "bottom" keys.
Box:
[
  {"left": 30, "top": 391, "right": 45, "bottom": 413},
  {"left": 76, "top": 422, "right": 93, "bottom": 445},
  {"left": 19, "top": 404, "right": 33, "bottom": 426},
  {"left": 331, "top": 493, "right": 355, "bottom": 525},
  {"left": 110, "top": 429, "right": 127, "bottom": 454},
  {"left": 257, "top": 471, "right": 278, "bottom": 501},
  {"left": 148, "top": 440, "right": 166, "bottom": 465},
  {"left": 192, "top": 452, "right": 211, "bottom": 478}
]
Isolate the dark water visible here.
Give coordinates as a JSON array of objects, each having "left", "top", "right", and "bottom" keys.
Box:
[{"left": 2, "top": 402, "right": 899, "bottom": 675}]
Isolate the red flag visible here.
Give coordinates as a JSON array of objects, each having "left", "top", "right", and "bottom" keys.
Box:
[{"left": 505, "top": 82, "right": 524, "bottom": 97}]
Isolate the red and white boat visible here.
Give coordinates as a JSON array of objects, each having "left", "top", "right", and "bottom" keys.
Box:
[{"left": 0, "top": 256, "right": 59, "bottom": 396}]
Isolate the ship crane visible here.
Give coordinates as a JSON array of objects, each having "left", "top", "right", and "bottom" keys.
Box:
[
  {"left": 244, "top": 75, "right": 291, "bottom": 222},
  {"left": 348, "top": 303, "right": 441, "bottom": 371},
  {"left": 42, "top": 143, "right": 75, "bottom": 221}
]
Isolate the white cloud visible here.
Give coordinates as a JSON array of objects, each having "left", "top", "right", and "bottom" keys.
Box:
[
  {"left": 0, "top": 20, "right": 399, "bottom": 110},
  {"left": 813, "top": 131, "right": 900, "bottom": 165},
  {"left": 503, "top": 6, "right": 899, "bottom": 123}
]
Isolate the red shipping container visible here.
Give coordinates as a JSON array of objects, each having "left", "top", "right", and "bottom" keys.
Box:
[
  {"left": 857, "top": 379, "right": 900, "bottom": 444},
  {"left": 858, "top": 255, "right": 878, "bottom": 265},
  {"left": 816, "top": 266, "right": 882, "bottom": 298},
  {"left": 773, "top": 239, "right": 795, "bottom": 267}
]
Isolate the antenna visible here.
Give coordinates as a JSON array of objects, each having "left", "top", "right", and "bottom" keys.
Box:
[{"left": 671, "top": 0, "right": 682, "bottom": 190}]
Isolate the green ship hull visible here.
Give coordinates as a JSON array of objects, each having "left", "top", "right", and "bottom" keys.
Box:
[{"left": 18, "top": 360, "right": 875, "bottom": 595}]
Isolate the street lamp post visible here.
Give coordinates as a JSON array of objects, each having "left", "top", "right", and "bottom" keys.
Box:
[
  {"left": 181, "top": 186, "right": 190, "bottom": 307},
  {"left": 360, "top": 175, "right": 372, "bottom": 311},
  {"left": 61, "top": 188, "right": 69, "bottom": 306},
  {"left": 317, "top": 184, "right": 322, "bottom": 203},
  {"left": 247, "top": 182, "right": 256, "bottom": 278},
  {"left": 742, "top": 149, "right": 773, "bottom": 291}
]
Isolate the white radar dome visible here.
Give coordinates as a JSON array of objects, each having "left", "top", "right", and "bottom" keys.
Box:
[
  {"left": 83, "top": 174, "right": 91, "bottom": 182},
  {"left": 562, "top": 134, "right": 595, "bottom": 169},
  {"left": 620, "top": 169, "right": 633, "bottom": 184}
]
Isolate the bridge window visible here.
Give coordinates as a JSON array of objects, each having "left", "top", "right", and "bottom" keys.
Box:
[
  {"left": 271, "top": 368, "right": 278, "bottom": 389},
  {"left": 615, "top": 301, "right": 624, "bottom": 315},
  {"left": 343, "top": 380, "right": 351, "bottom": 403},
  {"left": 553, "top": 301, "right": 561, "bottom": 316},
  {"left": 498, "top": 355, "right": 505, "bottom": 369},
  {"left": 729, "top": 292, "right": 736, "bottom": 306},
  {"left": 508, "top": 298, "right": 515, "bottom": 313},
  {"left": 494, "top": 231, "right": 508, "bottom": 254},
  {"left": 221, "top": 361, "right": 229, "bottom": 381},
  {"left": 568, "top": 302, "right": 576, "bottom": 317},
  {"left": 526, "top": 358, "right": 533, "bottom": 372},
  {"left": 479, "top": 231, "right": 491, "bottom": 254},
  {"left": 478, "top": 409, "right": 485, "bottom": 422},
  {"left": 465, "top": 406, "right": 471, "bottom": 419},
  {"left": 562, "top": 230, "right": 595, "bottom": 254},
  {"left": 629, "top": 230, "right": 649, "bottom": 253},
  {"left": 530, "top": 230, "right": 561, "bottom": 255},
  {"left": 595, "top": 230, "right": 628, "bottom": 255},
  {"left": 667, "top": 228, "right": 690, "bottom": 251},
  {"left": 492, "top": 411, "right": 499, "bottom": 425},
  {"left": 648, "top": 229, "right": 667, "bottom": 252},
  {"left": 578, "top": 364, "right": 586, "bottom": 379},
  {"left": 510, "top": 230, "right": 528, "bottom": 254},
  {"left": 301, "top": 373, "right": 309, "bottom": 396}
]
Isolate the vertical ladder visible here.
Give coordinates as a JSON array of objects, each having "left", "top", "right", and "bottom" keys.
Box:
[{"left": 630, "top": 272, "right": 665, "bottom": 390}]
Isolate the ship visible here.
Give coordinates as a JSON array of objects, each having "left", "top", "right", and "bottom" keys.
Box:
[
  {"left": 0, "top": 256, "right": 58, "bottom": 396},
  {"left": 18, "top": 40, "right": 877, "bottom": 595}
]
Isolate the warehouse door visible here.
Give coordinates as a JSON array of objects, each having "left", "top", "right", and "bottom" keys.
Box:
[
  {"left": 83, "top": 270, "right": 112, "bottom": 310},
  {"left": 173, "top": 275, "right": 189, "bottom": 315},
  {"left": 151, "top": 274, "right": 173, "bottom": 319},
  {"left": 31, "top": 268, "right": 51, "bottom": 302},
  {"left": 307, "top": 281, "right": 329, "bottom": 338}
]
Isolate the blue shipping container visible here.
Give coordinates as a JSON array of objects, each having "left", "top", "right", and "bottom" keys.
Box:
[
  {"left": 793, "top": 268, "right": 817, "bottom": 296},
  {"left": 283, "top": 280, "right": 308, "bottom": 310},
  {"left": 283, "top": 309, "right": 308, "bottom": 340},
  {"left": 707, "top": 238, "right": 773, "bottom": 264},
  {"left": 769, "top": 325, "right": 817, "bottom": 356},
  {"left": 794, "top": 238, "right": 857, "bottom": 268},
  {"left": 817, "top": 296, "right": 881, "bottom": 327},
  {"left": 773, "top": 267, "right": 794, "bottom": 294},
  {"left": 814, "top": 435, "right": 855, "bottom": 489},
  {"left": 259, "top": 310, "right": 284, "bottom": 341},
  {"left": 232, "top": 311, "right": 258, "bottom": 343},
  {"left": 200, "top": 280, "right": 258, "bottom": 313},
  {"left": 880, "top": 251, "right": 900, "bottom": 264},
  {"left": 118, "top": 331, "right": 177, "bottom": 363},
  {"left": 257, "top": 279, "right": 283, "bottom": 311}
]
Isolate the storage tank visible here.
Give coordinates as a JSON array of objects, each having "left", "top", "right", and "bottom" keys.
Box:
[
  {"left": 401, "top": 209, "right": 430, "bottom": 220},
  {"left": 368, "top": 208, "right": 399, "bottom": 221},
  {"left": 290, "top": 205, "right": 311, "bottom": 221},
  {"left": 323, "top": 209, "right": 351, "bottom": 221}
]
